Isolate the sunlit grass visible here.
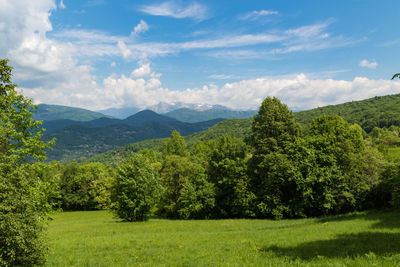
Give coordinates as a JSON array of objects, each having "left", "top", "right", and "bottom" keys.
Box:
[{"left": 46, "top": 210, "right": 400, "bottom": 266}]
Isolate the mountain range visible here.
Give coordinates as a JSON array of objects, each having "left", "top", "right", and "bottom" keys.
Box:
[
  {"left": 34, "top": 104, "right": 110, "bottom": 122},
  {"left": 37, "top": 93, "right": 400, "bottom": 162},
  {"left": 82, "top": 93, "right": 400, "bottom": 165},
  {"left": 41, "top": 109, "right": 224, "bottom": 161}
]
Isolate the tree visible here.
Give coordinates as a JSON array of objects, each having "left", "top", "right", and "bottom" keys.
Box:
[
  {"left": 208, "top": 135, "right": 254, "bottom": 218},
  {"left": 158, "top": 155, "right": 215, "bottom": 219},
  {"left": 248, "top": 96, "right": 300, "bottom": 156},
  {"left": 0, "top": 59, "right": 54, "bottom": 265},
  {"left": 111, "top": 154, "right": 160, "bottom": 221},
  {"left": 161, "top": 130, "right": 188, "bottom": 157},
  {"left": 248, "top": 97, "right": 300, "bottom": 218}
]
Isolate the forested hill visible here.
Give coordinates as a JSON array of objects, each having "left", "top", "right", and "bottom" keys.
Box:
[
  {"left": 164, "top": 108, "right": 257, "bottom": 123},
  {"left": 83, "top": 93, "right": 400, "bottom": 164},
  {"left": 34, "top": 104, "right": 111, "bottom": 121},
  {"left": 295, "top": 94, "right": 400, "bottom": 132},
  {"left": 44, "top": 119, "right": 224, "bottom": 162},
  {"left": 84, "top": 118, "right": 252, "bottom": 165}
]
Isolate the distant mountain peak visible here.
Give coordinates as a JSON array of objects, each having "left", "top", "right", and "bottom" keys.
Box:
[
  {"left": 123, "top": 109, "right": 178, "bottom": 126},
  {"left": 146, "top": 102, "right": 230, "bottom": 113}
]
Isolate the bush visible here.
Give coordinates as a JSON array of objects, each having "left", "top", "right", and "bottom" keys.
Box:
[{"left": 111, "top": 155, "right": 160, "bottom": 221}]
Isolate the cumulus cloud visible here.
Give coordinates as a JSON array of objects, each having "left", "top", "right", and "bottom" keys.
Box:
[
  {"left": 360, "top": 59, "right": 378, "bottom": 69},
  {"left": 130, "top": 63, "right": 151, "bottom": 78},
  {"left": 139, "top": 1, "right": 208, "bottom": 21},
  {"left": 132, "top": 20, "right": 149, "bottom": 36},
  {"left": 24, "top": 64, "right": 400, "bottom": 111}
]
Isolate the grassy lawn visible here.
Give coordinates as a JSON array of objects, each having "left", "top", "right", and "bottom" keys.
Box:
[{"left": 46, "top": 210, "right": 400, "bottom": 266}]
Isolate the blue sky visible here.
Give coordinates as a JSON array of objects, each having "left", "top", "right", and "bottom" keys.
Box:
[{"left": 1, "top": 0, "right": 400, "bottom": 110}]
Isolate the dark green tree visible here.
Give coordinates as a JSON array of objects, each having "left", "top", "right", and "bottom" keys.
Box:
[
  {"left": 158, "top": 155, "right": 215, "bottom": 219},
  {"left": 111, "top": 154, "right": 160, "bottom": 221},
  {"left": 208, "top": 135, "right": 254, "bottom": 218},
  {"left": 248, "top": 97, "right": 300, "bottom": 218},
  {"left": 0, "top": 59, "right": 54, "bottom": 266}
]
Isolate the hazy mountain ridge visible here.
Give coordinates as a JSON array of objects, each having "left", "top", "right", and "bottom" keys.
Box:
[
  {"left": 34, "top": 104, "right": 111, "bottom": 122},
  {"left": 42, "top": 110, "right": 178, "bottom": 133},
  {"left": 164, "top": 108, "right": 257, "bottom": 123}
]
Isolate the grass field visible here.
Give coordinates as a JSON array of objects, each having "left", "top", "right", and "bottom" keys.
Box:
[{"left": 46, "top": 210, "right": 400, "bottom": 266}]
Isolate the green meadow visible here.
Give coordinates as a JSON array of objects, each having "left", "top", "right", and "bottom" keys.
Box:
[{"left": 46, "top": 210, "right": 400, "bottom": 266}]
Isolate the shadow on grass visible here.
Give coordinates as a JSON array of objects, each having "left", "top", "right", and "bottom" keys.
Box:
[
  {"left": 262, "top": 232, "right": 400, "bottom": 260},
  {"left": 317, "top": 209, "right": 400, "bottom": 229}
]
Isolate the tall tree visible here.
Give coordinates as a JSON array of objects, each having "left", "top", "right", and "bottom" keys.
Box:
[
  {"left": 248, "top": 97, "right": 300, "bottom": 218},
  {"left": 0, "top": 59, "right": 54, "bottom": 265}
]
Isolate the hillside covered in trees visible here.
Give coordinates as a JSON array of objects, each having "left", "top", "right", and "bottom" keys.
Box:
[{"left": 295, "top": 94, "right": 400, "bottom": 132}]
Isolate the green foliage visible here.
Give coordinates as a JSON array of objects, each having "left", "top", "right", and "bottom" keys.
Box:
[
  {"left": 162, "top": 130, "right": 188, "bottom": 157},
  {"left": 83, "top": 118, "right": 252, "bottom": 166},
  {"left": 295, "top": 94, "right": 400, "bottom": 132},
  {"left": 248, "top": 97, "right": 301, "bottom": 218},
  {"left": 27, "top": 161, "right": 63, "bottom": 209},
  {"left": 208, "top": 135, "right": 254, "bottom": 218},
  {"left": 249, "top": 96, "right": 300, "bottom": 155},
  {"left": 60, "top": 162, "right": 115, "bottom": 210},
  {"left": 158, "top": 155, "right": 215, "bottom": 219},
  {"left": 392, "top": 73, "right": 400, "bottom": 80},
  {"left": 177, "top": 169, "right": 215, "bottom": 219},
  {"left": 370, "top": 162, "right": 400, "bottom": 209},
  {"left": 0, "top": 164, "right": 49, "bottom": 266},
  {"left": 111, "top": 154, "right": 160, "bottom": 221},
  {"left": 0, "top": 59, "right": 54, "bottom": 163},
  {"left": 0, "top": 59, "right": 55, "bottom": 266}
]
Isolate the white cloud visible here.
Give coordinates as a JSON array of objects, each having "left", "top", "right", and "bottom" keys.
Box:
[
  {"left": 117, "top": 41, "right": 132, "bottom": 60},
  {"left": 132, "top": 20, "right": 149, "bottom": 36},
  {"left": 24, "top": 64, "right": 400, "bottom": 111},
  {"left": 130, "top": 63, "right": 151, "bottom": 78},
  {"left": 110, "top": 61, "right": 116, "bottom": 67},
  {"left": 209, "top": 74, "right": 240, "bottom": 80},
  {"left": 239, "top": 10, "right": 278, "bottom": 20},
  {"left": 360, "top": 59, "right": 378, "bottom": 69},
  {"left": 59, "top": 0, "right": 66, "bottom": 9},
  {"left": 139, "top": 1, "right": 208, "bottom": 21},
  {"left": 50, "top": 20, "right": 351, "bottom": 62}
]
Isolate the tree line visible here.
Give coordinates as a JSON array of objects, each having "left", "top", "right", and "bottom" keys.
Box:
[{"left": 24, "top": 98, "right": 400, "bottom": 223}]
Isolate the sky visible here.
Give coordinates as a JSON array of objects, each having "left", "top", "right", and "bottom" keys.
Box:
[{"left": 1, "top": 0, "right": 400, "bottom": 111}]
